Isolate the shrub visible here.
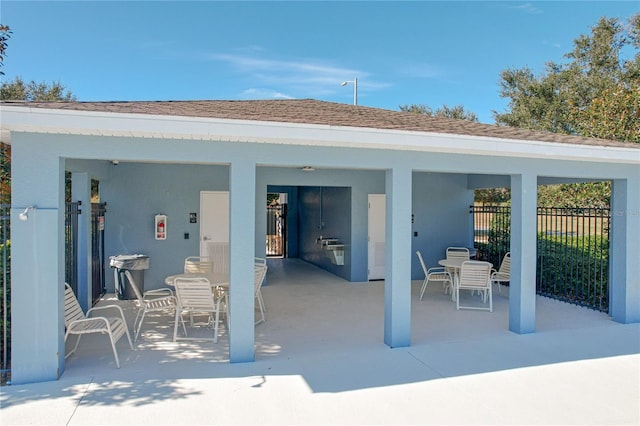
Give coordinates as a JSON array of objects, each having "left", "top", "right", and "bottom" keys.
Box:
[
  {"left": 537, "top": 234, "right": 609, "bottom": 311},
  {"left": 0, "top": 239, "right": 10, "bottom": 376}
]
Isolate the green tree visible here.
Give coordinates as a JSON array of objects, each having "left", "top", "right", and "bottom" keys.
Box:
[
  {"left": 568, "top": 84, "right": 640, "bottom": 142},
  {"left": 493, "top": 14, "right": 639, "bottom": 208},
  {"left": 474, "top": 188, "right": 510, "bottom": 205},
  {"left": 399, "top": 103, "right": 479, "bottom": 122},
  {"left": 494, "top": 14, "right": 639, "bottom": 143},
  {"left": 0, "top": 24, "right": 10, "bottom": 75},
  {"left": 1, "top": 76, "right": 76, "bottom": 101},
  {"left": 537, "top": 182, "right": 611, "bottom": 209},
  {"left": 0, "top": 143, "right": 9, "bottom": 204}
]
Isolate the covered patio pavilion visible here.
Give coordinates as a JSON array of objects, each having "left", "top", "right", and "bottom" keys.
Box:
[{"left": 1, "top": 99, "right": 638, "bottom": 385}]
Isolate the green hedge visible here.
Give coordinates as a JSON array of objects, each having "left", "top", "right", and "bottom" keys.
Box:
[
  {"left": 475, "top": 208, "right": 510, "bottom": 268},
  {"left": 0, "top": 239, "right": 10, "bottom": 376},
  {"left": 474, "top": 206, "right": 609, "bottom": 312},
  {"left": 537, "top": 234, "right": 609, "bottom": 311}
]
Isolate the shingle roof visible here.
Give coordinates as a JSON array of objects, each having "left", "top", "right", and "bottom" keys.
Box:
[{"left": 1, "top": 99, "right": 637, "bottom": 149}]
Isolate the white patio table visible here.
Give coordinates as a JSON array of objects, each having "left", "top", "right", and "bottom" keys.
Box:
[
  {"left": 438, "top": 258, "right": 465, "bottom": 301},
  {"left": 438, "top": 259, "right": 492, "bottom": 301},
  {"left": 164, "top": 272, "right": 229, "bottom": 288}
]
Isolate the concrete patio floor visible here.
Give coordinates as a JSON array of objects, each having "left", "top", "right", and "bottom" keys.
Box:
[{"left": 1, "top": 258, "right": 639, "bottom": 425}]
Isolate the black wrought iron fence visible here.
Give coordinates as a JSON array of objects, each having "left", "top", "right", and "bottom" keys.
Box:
[
  {"left": 91, "top": 202, "right": 107, "bottom": 304},
  {"left": 537, "top": 207, "right": 610, "bottom": 311},
  {"left": 1, "top": 204, "right": 10, "bottom": 384},
  {"left": 471, "top": 205, "right": 610, "bottom": 312},
  {"left": 65, "top": 201, "right": 81, "bottom": 295},
  {"left": 471, "top": 205, "right": 511, "bottom": 268}
]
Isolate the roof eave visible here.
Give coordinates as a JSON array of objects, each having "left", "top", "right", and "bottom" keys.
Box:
[{"left": 1, "top": 105, "right": 638, "bottom": 165}]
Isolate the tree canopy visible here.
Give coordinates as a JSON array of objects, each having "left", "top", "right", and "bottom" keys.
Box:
[
  {"left": 1, "top": 76, "right": 76, "bottom": 101},
  {"left": 399, "top": 103, "right": 479, "bottom": 122},
  {"left": 484, "top": 14, "right": 640, "bottom": 207},
  {"left": 494, "top": 14, "right": 640, "bottom": 143},
  {"left": 0, "top": 24, "right": 10, "bottom": 76}
]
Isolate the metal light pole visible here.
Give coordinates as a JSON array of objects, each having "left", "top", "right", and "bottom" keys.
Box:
[{"left": 340, "top": 77, "right": 358, "bottom": 105}]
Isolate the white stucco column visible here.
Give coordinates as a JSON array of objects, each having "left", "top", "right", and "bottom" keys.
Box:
[
  {"left": 71, "top": 172, "right": 92, "bottom": 312},
  {"left": 384, "top": 167, "right": 412, "bottom": 347},
  {"left": 509, "top": 173, "right": 537, "bottom": 334},
  {"left": 609, "top": 177, "right": 640, "bottom": 323},
  {"left": 11, "top": 138, "right": 65, "bottom": 384},
  {"left": 228, "top": 159, "right": 256, "bottom": 362}
]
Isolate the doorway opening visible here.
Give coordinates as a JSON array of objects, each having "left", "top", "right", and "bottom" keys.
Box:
[{"left": 267, "top": 192, "right": 287, "bottom": 257}]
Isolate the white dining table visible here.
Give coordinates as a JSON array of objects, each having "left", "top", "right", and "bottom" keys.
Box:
[
  {"left": 164, "top": 272, "right": 229, "bottom": 288},
  {"left": 438, "top": 259, "right": 465, "bottom": 301},
  {"left": 438, "top": 259, "right": 492, "bottom": 301}
]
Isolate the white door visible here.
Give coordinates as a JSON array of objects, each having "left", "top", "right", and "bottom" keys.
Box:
[
  {"left": 368, "top": 194, "right": 386, "bottom": 280},
  {"left": 200, "top": 191, "right": 229, "bottom": 257}
]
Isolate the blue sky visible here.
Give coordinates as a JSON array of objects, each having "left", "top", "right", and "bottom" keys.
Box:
[{"left": 1, "top": 1, "right": 638, "bottom": 123}]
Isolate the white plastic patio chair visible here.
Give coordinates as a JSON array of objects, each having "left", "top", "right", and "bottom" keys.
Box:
[
  {"left": 491, "top": 252, "right": 511, "bottom": 295},
  {"left": 208, "top": 242, "right": 229, "bottom": 273},
  {"left": 64, "top": 283, "right": 134, "bottom": 368},
  {"left": 184, "top": 256, "right": 213, "bottom": 273},
  {"left": 123, "top": 270, "right": 180, "bottom": 342},
  {"left": 173, "top": 277, "right": 225, "bottom": 343},
  {"left": 445, "top": 246, "right": 470, "bottom": 276},
  {"left": 455, "top": 260, "right": 493, "bottom": 312},
  {"left": 255, "top": 257, "right": 268, "bottom": 307},
  {"left": 416, "top": 250, "right": 452, "bottom": 300},
  {"left": 446, "top": 246, "right": 470, "bottom": 261},
  {"left": 254, "top": 261, "right": 268, "bottom": 325}
]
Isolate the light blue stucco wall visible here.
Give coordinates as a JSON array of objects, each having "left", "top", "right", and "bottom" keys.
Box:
[
  {"left": 88, "top": 161, "right": 475, "bottom": 288},
  {"left": 100, "top": 162, "right": 230, "bottom": 292},
  {"left": 411, "top": 172, "right": 475, "bottom": 278}
]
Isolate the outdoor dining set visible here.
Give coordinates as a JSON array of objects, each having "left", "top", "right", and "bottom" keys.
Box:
[
  {"left": 416, "top": 247, "right": 511, "bottom": 312},
  {"left": 63, "top": 251, "right": 268, "bottom": 368},
  {"left": 63, "top": 244, "right": 510, "bottom": 370}
]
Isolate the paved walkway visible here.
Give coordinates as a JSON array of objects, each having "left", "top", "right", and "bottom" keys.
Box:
[{"left": 1, "top": 259, "right": 639, "bottom": 425}]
